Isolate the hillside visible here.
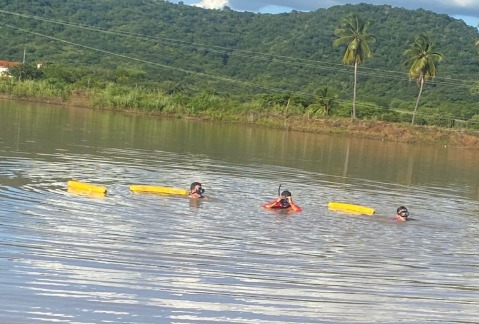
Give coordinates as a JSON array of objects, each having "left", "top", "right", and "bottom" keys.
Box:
[{"left": 0, "top": 0, "right": 478, "bottom": 119}]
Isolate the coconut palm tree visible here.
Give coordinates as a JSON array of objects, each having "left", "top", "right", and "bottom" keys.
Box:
[
  {"left": 403, "top": 34, "right": 443, "bottom": 125},
  {"left": 333, "top": 13, "right": 375, "bottom": 120}
]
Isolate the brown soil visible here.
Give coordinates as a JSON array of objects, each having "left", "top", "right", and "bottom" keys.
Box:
[{"left": 254, "top": 115, "right": 479, "bottom": 150}]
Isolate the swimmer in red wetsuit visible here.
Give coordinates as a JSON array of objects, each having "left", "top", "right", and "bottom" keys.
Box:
[{"left": 263, "top": 190, "right": 302, "bottom": 212}]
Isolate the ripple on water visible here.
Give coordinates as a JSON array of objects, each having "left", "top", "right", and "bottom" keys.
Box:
[{"left": 1, "top": 139, "right": 478, "bottom": 323}]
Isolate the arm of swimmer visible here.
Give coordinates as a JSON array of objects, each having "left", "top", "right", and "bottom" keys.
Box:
[
  {"left": 289, "top": 203, "right": 302, "bottom": 212},
  {"left": 263, "top": 200, "right": 279, "bottom": 208}
]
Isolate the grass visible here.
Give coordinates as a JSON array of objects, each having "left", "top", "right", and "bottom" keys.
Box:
[{"left": 1, "top": 79, "right": 478, "bottom": 149}]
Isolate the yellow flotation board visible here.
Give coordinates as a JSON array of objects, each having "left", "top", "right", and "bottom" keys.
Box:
[
  {"left": 328, "top": 202, "right": 375, "bottom": 215},
  {"left": 129, "top": 185, "right": 189, "bottom": 196},
  {"left": 67, "top": 180, "right": 107, "bottom": 195}
]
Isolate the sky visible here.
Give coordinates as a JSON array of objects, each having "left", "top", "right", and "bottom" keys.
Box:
[{"left": 168, "top": 0, "right": 479, "bottom": 29}]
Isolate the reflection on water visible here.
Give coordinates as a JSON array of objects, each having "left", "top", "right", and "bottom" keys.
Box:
[{"left": 0, "top": 100, "right": 478, "bottom": 323}]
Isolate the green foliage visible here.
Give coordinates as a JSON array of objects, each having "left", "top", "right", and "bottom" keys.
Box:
[
  {"left": 403, "top": 34, "right": 443, "bottom": 82},
  {"left": 333, "top": 13, "right": 376, "bottom": 66},
  {"left": 355, "top": 103, "right": 382, "bottom": 119},
  {"left": 403, "top": 34, "right": 444, "bottom": 125},
  {"left": 8, "top": 63, "right": 44, "bottom": 80},
  {"left": 188, "top": 91, "right": 222, "bottom": 112},
  {"left": 311, "top": 86, "right": 338, "bottom": 116},
  {"left": 472, "top": 81, "right": 479, "bottom": 95},
  {"left": 0, "top": 78, "right": 68, "bottom": 98},
  {"left": 91, "top": 84, "right": 168, "bottom": 111},
  {"left": 333, "top": 13, "right": 376, "bottom": 119},
  {"left": 0, "top": 1, "right": 477, "bottom": 127},
  {"left": 425, "top": 113, "right": 455, "bottom": 127},
  {"left": 378, "top": 110, "right": 402, "bottom": 122},
  {"left": 334, "top": 102, "right": 354, "bottom": 118}
]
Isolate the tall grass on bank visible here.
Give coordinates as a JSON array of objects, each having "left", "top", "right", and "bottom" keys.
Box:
[
  {"left": 90, "top": 84, "right": 272, "bottom": 120},
  {"left": 0, "top": 79, "right": 69, "bottom": 100},
  {"left": 91, "top": 84, "right": 169, "bottom": 112},
  {"left": 1, "top": 79, "right": 478, "bottom": 131}
]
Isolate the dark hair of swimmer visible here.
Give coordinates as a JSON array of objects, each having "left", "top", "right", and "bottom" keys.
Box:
[
  {"left": 190, "top": 182, "right": 205, "bottom": 195},
  {"left": 190, "top": 182, "right": 201, "bottom": 191},
  {"left": 397, "top": 206, "right": 409, "bottom": 218}
]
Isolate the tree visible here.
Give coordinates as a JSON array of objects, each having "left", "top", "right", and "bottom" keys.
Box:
[
  {"left": 333, "top": 13, "right": 375, "bottom": 120},
  {"left": 8, "top": 63, "right": 44, "bottom": 81},
  {"left": 314, "top": 86, "right": 338, "bottom": 116},
  {"left": 403, "top": 34, "right": 443, "bottom": 125},
  {"left": 476, "top": 39, "right": 479, "bottom": 55}
]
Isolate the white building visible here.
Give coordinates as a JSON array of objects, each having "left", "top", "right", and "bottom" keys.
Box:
[{"left": 0, "top": 60, "right": 20, "bottom": 77}]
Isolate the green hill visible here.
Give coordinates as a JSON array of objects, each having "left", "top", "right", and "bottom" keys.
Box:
[{"left": 0, "top": 0, "right": 478, "bottom": 120}]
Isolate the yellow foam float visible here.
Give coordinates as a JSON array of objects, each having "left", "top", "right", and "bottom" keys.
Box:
[
  {"left": 67, "top": 180, "right": 107, "bottom": 195},
  {"left": 328, "top": 202, "right": 375, "bottom": 216},
  {"left": 129, "top": 185, "right": 189, "bottom": 196}
]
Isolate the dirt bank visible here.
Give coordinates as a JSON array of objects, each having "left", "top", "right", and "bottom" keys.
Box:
[{"left": 282, "top": 117, "right": 479, "bottom": 149}]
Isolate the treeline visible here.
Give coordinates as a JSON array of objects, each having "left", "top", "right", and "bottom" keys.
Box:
[{"left": 0, "top": 0, "right": 478, "bottom": 127}]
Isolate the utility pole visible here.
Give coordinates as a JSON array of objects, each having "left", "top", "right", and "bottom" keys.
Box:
[{"left": 22, "top": 38, "right": 27, "bottom": 63}]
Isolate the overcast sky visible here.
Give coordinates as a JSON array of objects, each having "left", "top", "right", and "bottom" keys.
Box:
[{"left": 168, "top": 0, "right": 479, "bottom": 29}]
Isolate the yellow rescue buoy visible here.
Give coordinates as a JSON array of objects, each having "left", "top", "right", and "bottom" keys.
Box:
[
  {"left": 67, "top": 180, "right": 107, "bottom": 195},
  {"left": 328, "top": 202, "right": 375, "bottom": 215},
  {"left": 129, "top": 185, "right": 189, "bottom": 196}
]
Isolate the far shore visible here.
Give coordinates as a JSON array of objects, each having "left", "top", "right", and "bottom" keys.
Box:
[{"left": 2, "top": 94, "right": 479, "bottom": 150}]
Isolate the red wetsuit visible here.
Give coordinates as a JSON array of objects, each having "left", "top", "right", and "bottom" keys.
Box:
[{"left": 262, "top": 200, "right": 302, "bottom": 212}]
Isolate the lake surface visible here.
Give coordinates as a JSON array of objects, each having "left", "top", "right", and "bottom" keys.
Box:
[{"left": 0, "top": 100, "right": 478, "bottom": 323}]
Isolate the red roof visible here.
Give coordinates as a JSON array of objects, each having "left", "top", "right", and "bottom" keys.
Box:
[{"left": 0, "top": 60, "right": 20, "bottom": 68}]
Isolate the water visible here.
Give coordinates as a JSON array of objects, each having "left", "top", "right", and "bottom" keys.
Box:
[{"left": 0, "top": 100, "right": 478, "bottom": 323}]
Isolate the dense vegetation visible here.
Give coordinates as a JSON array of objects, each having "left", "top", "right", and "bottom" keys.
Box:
[{"left": 0, "top": 0, "right": 478, "bottom": 127}]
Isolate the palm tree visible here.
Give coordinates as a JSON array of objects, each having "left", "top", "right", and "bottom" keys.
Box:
[
  {"left": 333, "top": 13, "right": 375, "bottom": 120},
  {"left": 403, "top": 34, "right": 443, "bottom": 125},
  {"left": 315, "top": 87, "right": 338, "bottom": 116}
]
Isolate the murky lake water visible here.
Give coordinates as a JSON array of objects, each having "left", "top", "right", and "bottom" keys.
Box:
[{"left": 0, "top": 100, "right": 478, "bottom": 323}]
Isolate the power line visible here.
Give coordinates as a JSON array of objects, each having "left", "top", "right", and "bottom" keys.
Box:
[
  {"left": 0, "top": 23, "right": 318, "bottom": 98},
  {"left": 2, "top": 22, "right": 394, "bottom": 110},
  {"left": 0, "top": 8, "right": 476, "bottom": 90},
  {"left": 0, "top": 9, "right": 477, "bottom": 115}
]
